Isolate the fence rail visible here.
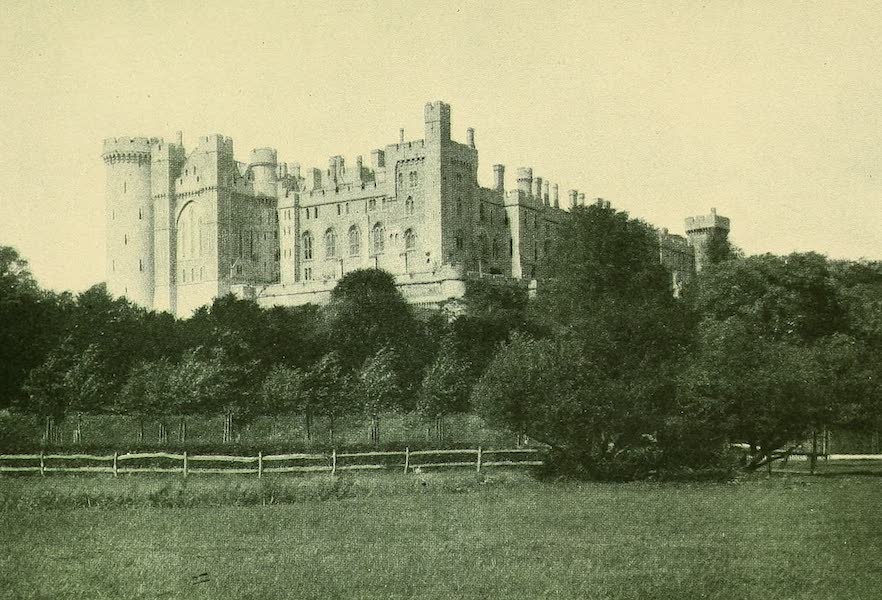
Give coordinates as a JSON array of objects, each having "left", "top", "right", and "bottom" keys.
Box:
[{"left": 0, "top": 447, "right": 543, "bottom": 478}]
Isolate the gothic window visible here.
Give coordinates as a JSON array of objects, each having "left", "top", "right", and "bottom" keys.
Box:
[
  {"left": 176, "top": 202, "right": 204, "bottom": 260},
  {"left": 405, "top": 196, "right": 414, "bottom": 215},
  {"left": 397, "top": 171, "right": 404, "bottom": 190},
  {"left": 404, "top": 228, "right": 416, "bottom": 251},
  {"left": 368, "top": 198, "right": 377, "bottom": 211},
  {"left": 302, "top": 231, "right": 313, "bottom": 261},
  {"left": 304, "top": 267, "right": 313, "bottom": 281},
  {"left": 325, "top": 228, "right": 337, "bottom": 258},
  {"left": 348, "top": 225, "right": 361, "bottom": 256},
  {"left": 371, "top": 222, "right": 385, "bottom": 254},
  {"left": 410, "top": 171, "right": 418, "bottom": 187}
]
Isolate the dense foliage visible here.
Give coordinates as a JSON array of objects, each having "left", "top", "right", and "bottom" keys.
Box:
[{"left": 3, "top": 210, "right": 882, "bottom": 477}]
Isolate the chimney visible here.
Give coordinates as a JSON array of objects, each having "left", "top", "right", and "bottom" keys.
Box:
[
  {"left": 552, "top": 184, "right": 560, "bottom": 208},
  {"left": 176, "top": 131, "right": 183, "bottom": 146},
  {"left": 568, "top": 190, "right": 578, "bottom": 209},
  {"left": 578, "top": 193, "right": 586, "bottom": 206},
  {"left": 371, "top": 149, "right": 385, "bottom": 169},
  {"left": 466, "top": 127, "right": 475, "bottom": 148},
  {"left": 493, "top": 164, "right": 505, "bottom": 191},
  {"left": 289, "top": 162, "right": 301, "bottom": 179},
  {"left": 309, "top": 167, "right": 323, "bottom": 191},
  {"left": 543, "top": 181, "right": 550, "bottom": 206},
  {"left": 399, "top": 128, "right": 405, "bottom": 143}
]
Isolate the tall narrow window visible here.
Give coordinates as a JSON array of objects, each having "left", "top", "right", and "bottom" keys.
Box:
[
  {"left": 479, "top": 204, "right": 485, "bottom": 222},
  {"left": 404, "top": 228, "right": 416, "bottom": 251},
  {"left": 302, "top": 231, "right": 313, "bottom": 260},
  {"left": 405, "top": 196, "right": 414, "bottom": 215},
  {"left": 410, "top": 171, "right": 418, "bottom": 187},
  {"left": 325, "top": 228, "right": 337, "bottom": 258},
  {"left": 371, "top": 222, "right": 385, "bottom": 254},
  {"left": 348, "top": 225, "right": 361, "bottom": 256}
]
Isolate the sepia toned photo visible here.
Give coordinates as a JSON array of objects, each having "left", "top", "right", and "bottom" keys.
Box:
[{"left": 1, "top": 1, "right": 881, "bottom": 598}]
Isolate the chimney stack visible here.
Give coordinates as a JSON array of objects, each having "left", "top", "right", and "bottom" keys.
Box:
[
  {"left": 552, "top": 184, "right": 560, "bottom": 208},
  {"left": 399, "top": 128, "right": 405, "bottom": 143},
  {"left": 493, "top": 164, "right": 505, "bottom": 191},
  {"left": 467, "top": 128, "right": 475, "bottom": 148}
]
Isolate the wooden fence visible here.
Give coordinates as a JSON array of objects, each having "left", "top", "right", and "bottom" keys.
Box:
[{"left": 0, "top": 447, "right": 543, "bottom": 477}]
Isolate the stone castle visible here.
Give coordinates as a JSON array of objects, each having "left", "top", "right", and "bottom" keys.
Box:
[{"left": 102, "top": 101, "right": 729, "bottom": 317}]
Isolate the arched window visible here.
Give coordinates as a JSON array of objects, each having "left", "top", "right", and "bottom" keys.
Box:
[
  {"left": 480, "top": 235, "right": 490, "bottom": 263},
  {"left": 325, "top": 228, "right": 336, "bottom": 258},
  {"left": 348, "top": 225, "right": 361, "bottom": 256},
  {"left": 397, "top": 172, "right": 404, "bottom": 190},
  {"left": 371, "top": 222, "right": 385, "bottom": 254},
  {"left": 409, "top": 171, "right": 418, "bottom": 187},
  {"left": 405, "top": 196, "right": 414, "bottom": 215},
  {"left": 176, "top": 202, "right": 203, "bottom": 260},
  {"left": 302, "top": 231, "right": 313, "bottom": 261},
  {"left": 404, "top": 228, "right": 416, "bottom": 251}
]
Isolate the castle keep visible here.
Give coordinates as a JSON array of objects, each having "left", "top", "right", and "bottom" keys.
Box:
[{"left": 103, "top": 101, "right": 729, "bottom": 317}]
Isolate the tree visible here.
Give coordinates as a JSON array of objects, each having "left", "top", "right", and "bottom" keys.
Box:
[
  {"left": 260, "top": 365, "right": 312, "bottom": 440},
  {"left": 304, "top": 353, "right": 350, "bottom": 444},
  {"left": 0, "top": 247, "right": 69, "bottom": 410},
  {"left": 473, "top": 204, "right": 693, "bottom": 477},
  {"left": 355, "top": 347, "right": 402, "bottom": 446},
  {"left": 325, "top": 270, "right": 422, "bottom": 391},
  {"left": 417, "top": 341, "right": 472, "bottom": 444}
]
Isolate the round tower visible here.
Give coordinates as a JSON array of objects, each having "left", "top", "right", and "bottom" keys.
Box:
[
  {"left": 248, "top": 148, "right": 278, "bottom": 197},
  {"left": 102, "top": 137, "right": 155, "bottom": 308}
]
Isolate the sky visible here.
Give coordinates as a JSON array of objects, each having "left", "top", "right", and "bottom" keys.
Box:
[{"left": 1, "top": 1, "right": 881, "bottom": 293}]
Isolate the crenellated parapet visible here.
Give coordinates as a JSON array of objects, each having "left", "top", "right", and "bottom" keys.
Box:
[{"left": 102, "top": 137, "right": 158, "bottom": 165}]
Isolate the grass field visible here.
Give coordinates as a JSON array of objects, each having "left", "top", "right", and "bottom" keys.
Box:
[{"left": 2, "top": 470, "right": 881, "bottom": 599}]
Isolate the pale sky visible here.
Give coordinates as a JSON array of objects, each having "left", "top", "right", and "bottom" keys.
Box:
[{"left": 1, "top": 1, "right": 880, "bottom": 293}]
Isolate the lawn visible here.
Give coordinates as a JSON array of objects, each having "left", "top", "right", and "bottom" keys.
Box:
[{"left": 1, "top": 473, "right": 881, "bottom": 599}]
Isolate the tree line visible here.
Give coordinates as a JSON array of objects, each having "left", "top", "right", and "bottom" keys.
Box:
[{"left": 2, "top": 203, "right": 882, "bottom": 477}]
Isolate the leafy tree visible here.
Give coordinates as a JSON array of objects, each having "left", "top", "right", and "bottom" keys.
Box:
[
  {"left": 680, "top": 318, "right": 825, "bottom": 471},
  {"left": 325, "top": 270, "right": 424, "bottom": 397},
  {"left": 417, "top": 341, "right": 472, "bottom": 444},
  {"left": 260, "top": 365, "right": 312, "bottom": 440},
  {"left": 355, "top": 347, "right": 402, "bottom": 446},
  {"left": 304, "top": 352, "right": 350, "bottom": 443},
  {"left": 0, "top": 247, "right": 69, "bottom": 410}
]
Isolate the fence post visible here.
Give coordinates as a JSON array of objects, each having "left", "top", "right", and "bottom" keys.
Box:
[
  {"left": 476, "top": 446, "right": 482, "bottom": 473},
  {"left": 404, "top": 447, "right": 410, "bottom": 474},
  {"left": 331, "top": 449, "right": 337, "bottom": 476},
  {"left": 258, "top": 452, "right": 263, "bottom": 479},
  {"left": 112, "top": 451, "right": 118, "bottom": 477},
  {"left": 39, "top": 451, "right": 45, "bottom": 477},
  {"left": 183, "top": 451, "right": 188, "bottom": 478}
]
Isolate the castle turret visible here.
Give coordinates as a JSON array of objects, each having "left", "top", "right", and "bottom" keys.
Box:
[
  {"left": 249, "top": 148, "right": 278, "bottom": 197},
  {"left": 466, "top": 127, "right": 475, "bottom": 148},
  {"left": 517, "top": 168, "right": 533, "bottom": 195},
  {"left": 424, "top": 101, "right": 451, "bottom": 144},
  {"left": 685, "top": 207, "right": 731, "bottom": 272},
  {"left": 102, "top": 137, "right": 156, "bottom": 308}
]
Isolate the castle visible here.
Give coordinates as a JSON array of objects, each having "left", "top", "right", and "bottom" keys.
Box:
[{"left": 102, "top": 101, "right": 729, "bottom": 318}]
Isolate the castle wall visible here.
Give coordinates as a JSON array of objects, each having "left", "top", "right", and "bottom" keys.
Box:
[{"left": 104, "top": 101, "right": 723, "bottom": 318}]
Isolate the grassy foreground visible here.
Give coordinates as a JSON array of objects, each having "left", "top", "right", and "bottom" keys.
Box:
[{"left": 1, "top": 473, "right": 881, "bottom": 599}]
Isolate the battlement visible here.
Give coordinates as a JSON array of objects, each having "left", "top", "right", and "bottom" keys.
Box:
[
  {"left": 685, "top": 208, "right": 730, "bottom": 233},
  {"left": 102, "top": 137, "right": 159, "bottom": 163},
  {"left": 249, "top": 147, "right": 277, "bottom": 166}
]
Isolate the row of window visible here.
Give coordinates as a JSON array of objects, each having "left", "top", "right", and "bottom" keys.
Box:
[
  {"left": 301, "top": 224, "right": 417, "bottom": 260},
  {"left": 302, "top": 196, "right": 417, "bottom": 221}
]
